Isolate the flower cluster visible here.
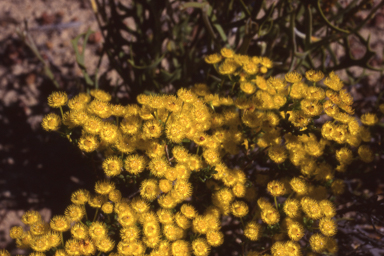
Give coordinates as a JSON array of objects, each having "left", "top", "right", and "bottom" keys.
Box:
[{"left": 9, "top": 48, "right": 379, "bottom": 256}]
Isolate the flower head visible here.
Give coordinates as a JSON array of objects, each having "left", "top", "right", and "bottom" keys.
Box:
[
  {"left": 50, "top": 215, "right": 70, "bottom": 232},
  {"left": 48, "top": 92, "right": 68, "bottom": 108},
  {"left": 305, "top": 70, "right": 324, "bottom": 82},
  {"left": 244, "top": 221, "right": 261, "bottom": 241},
  {"left": 42, "top": 113, "right": 61, "bottom": 131},
  {"left": 361, "top": 113, "right": 378, "bottom": 126}
]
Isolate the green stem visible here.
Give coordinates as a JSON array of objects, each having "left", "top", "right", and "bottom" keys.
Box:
[
  {"left": 239, "top": 0, "right": 251, "bottom": 16},
  {"left": 316, "top": 0, "right": 349, "bottom": 34},
  {"left": 116, "top": 116, "right": 119, "bottom": 127},
  {"left": 287, "top": 192, "right": 295, "bottom": 200},
  {"left": 240, "top": 217, "right": 245, "bottom": 228},
  {"left": 97, "top": 251, "right": 102, "bottom": 256},
  {"left": 93, "top": 208, "right": 99, "bottom": 222},
  {"left": 59, "top": 106, "right": 64, "bottom": 118},
  {"left": 83, "top": 204, "right": 88, "bottom": 221},
  {"left": 61, "top": 231, "right": 64, "bottom": 248},
  {"left": 274, "top": 196, "right": 278, "bottom": 209}
]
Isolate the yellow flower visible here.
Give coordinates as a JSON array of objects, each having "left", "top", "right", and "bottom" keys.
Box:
[
  {"left": 267, "top": 180, "right": 286, "bottom": 197},
  {"left": 65, "top": 239, "right": 81, "bottom": 256},
  {"left": 320, "top": 200, "right": 336, "bottom": 218},
  {"left": 301, "top": 198, "right": 323, "bottom": 220},
  {"left": 65, "top": 204, "right": 85, "bottom": 222},
  {"left": 158, "top": 179, "right": 172, "bottom": 193},
  {"left": 95, "top": 180, "right": 115, "bottom": 195},
  {"left": 232, "top": 183, "right": 246, "bottom": 198},
  {"left": 89, "top": 194, "right": 106, "bottom": 208},
  {"left": 361, "top": 113, "right": 378, "bottom": 126},
  {"left": 120, "top": 225, "right": 140, "bottom": 242},
  {"left": 206, "top": 230, "right": 224, "bottom": 247},
  {"left": 283, "top": 198, "right": 300, "bottom": 218},
  {"left": 90, "top": 89, "right": 111, "bottom": 102},
  {"left": 301, "top": 99, "right": 322, "bottom": 116},
  {"left": 83, "top": 116, "right": 102, "bottom": 134},
  {"left": 111, "top": 104, "right": 126, "bottom": 117},
  {"left": 21, "top": 210, "right": 41, "bottom": 225},
  {"left": 306, "top": 86, "right": 325, "bottom": 100},
  {"left": 143, "top": 120, "right": 162, "bottom": 139},
  {"left": 46, "top": 231, "right": 61, "bottom": 248},
  {"left": 271, "top": 241, "right": 285, "bottom": 255},
  {"left": 244, "top": 221, "right": 261, "bottom": 241},
  {"left": 204, "top": 53, "right": 222, "bottom": 64},
  {"left": 29, "top": 221, "right": 46, "bottom": 236},
  {"left": 88, "top": 99, "right": 111, "bottom": 119},
  {"left": 177, "top": 88, "right": 197, "bottom": 103},
  {"left": 147, "top": 157, "right": 168, "bottom": 177},
  {"left": 156, "top": 208, "right": 173, "bottom": 224},
  {"left": 218, "top": 59, "right": 239, "bottom": 75},
  {"left": 193, "top": 215, "right": 209, "bottom": 234},
  {"left": 124, "top": 198, "right": 144, "bottom": 215},
  {"left": 285, "top": 70, "right": 302, "bottom": 83},
  {"left": 171, "top": 179, "right": 190, "bottom": 200},
  {"left": 163, "top": 224, "right": 183, "bottom": 241},
  {"left": 102, "top": 156, "right": 123, "bottom": 177},
  {"left": 287, "top": 221, "right": 305, "bottom": 241},
  {"left": 106, "top": 190, "right": 121, "bottom": 204},
  {"left": 31, "top": 234, "right": 50, "bottom": 252},
  {"left": 288, "top": 110, "right": 311, "bottom": 128},
  {"left": 220, "top": 48, "right": 234, "bottom": 58},
  {"left": 16, "top": 231, "right": 33, "bottom": 249},
  {"left": 78, "top": 134, "right": 99, "bottom": 152},
  {"left": 42, "top": 113, "right": 61, "bottom": 131},
  {"left": 89, "top": 221, "right": 107, "bottom": 240},
  {"left": 54, "top": 249, "right": 67, "bottom": 256},
  {"left": 117, "top": 210, "right": 136, "bottom": 227},
  {"left": 310, "top": 233, "right": 327, "bottom": 253},
  {"left": 331, "top": 125, "right": 347, "bottom": 144},
  {"left": 231, "top": 200, "right": 249, "bottom": 217},
  {"left": 289, "top": 81, "right": 308, "bottom": 99},
  {"left": 101, "top": 202, "right": 114, "bottom": 214},
  {"left": 319, "top": 218, "right": 337, "bottom": 236},
  {"left": 166, "top": 122, "right": 186, "bottom": 143},
  {"left": 68, "top": 96, "right": 86, "bottom": 110},
  {"left": 339, "top": 89, "right": 354, "bottom": 105},
  {"left": 140, "top": 179, "right": 160, "bottom": 200},
  {"left": 171, "top": 240, "right": 190, "bottom": 256},
  {"left": 261, "top": 57, "right": 273, "bottom": 68},
  {"left": 158, "top": 194, "right": 177, "bottom": 209},
  {"left": 243, "top": 61, "right": 258, "bottom": 75},
  {"left": 9, "top": 226, "right": 23, "bottom": 239},
  {"left": 96, "top": 236, "right": 115, "bottom": 252},
  {"left": 99, "top": 123, "right": 119, "bottom": 144},
  {"left": 358, "top": 145, "right": 374, "bottom": 163},
  {"left": 71, "top": 222, "right": 88, "bottom": 239},
  {"left": 335, "top": 147, "right": 353, "bottom": 165},
  {"left": 261, "top": 206, "right": 280, "bottom": 225},
  {"left": 192, "top": 238, "right": 210, "bottom": 256},
  {"left": 124, "top": 155, "right": 146, "bottom": 174},
  {"left": 175, "top": 212, "right": 191, "bottom": 229},
  {"left": 69, "top": 110, "right": 88, "bottom": 126},
  {"left": 203, "top": 148, "right": 221, "bottom": 165},
  {"left": 48, "top": 92, "right": 68, "bottom": 108},
  {"left": 71, "top": 189, "right": 90, "bottom": 205},
  {"left": 290, "top": 177, "right": 307, "bottom": 195},
  {"left": 305, "top": 70, "right": 324, "bottom": 82},
  {"left": 50, "top": 215, "right": 70, "bottom": 232}
]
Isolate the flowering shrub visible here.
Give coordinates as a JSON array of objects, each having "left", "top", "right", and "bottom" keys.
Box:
[{"left": 4, "top": 47, "right": 382, "bottom": 256}]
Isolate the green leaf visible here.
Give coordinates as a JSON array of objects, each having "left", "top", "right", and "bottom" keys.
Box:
[{"left": 127, "top": 55, "right": 165, "bottom": 69}]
